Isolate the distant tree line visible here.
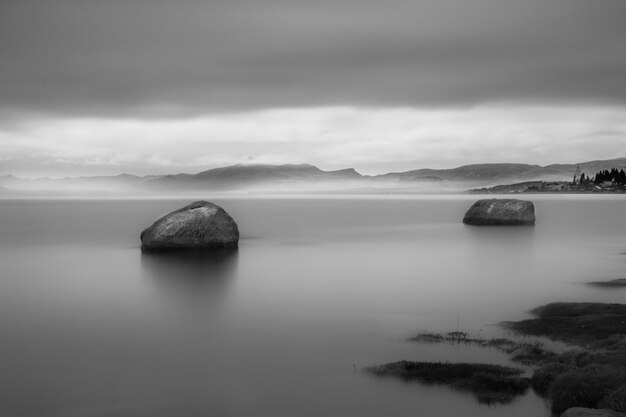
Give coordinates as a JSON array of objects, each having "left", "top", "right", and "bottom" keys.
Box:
[
  {"left": 575, "top": 168, "right": 626, "bottom": 186},
  {"left": 592, "top": 168, "right": 626, "bottom": 185}
]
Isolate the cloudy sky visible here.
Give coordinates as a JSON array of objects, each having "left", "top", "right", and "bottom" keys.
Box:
[{"left": 1, "top": 0, "right": 625, "bottom": 177}]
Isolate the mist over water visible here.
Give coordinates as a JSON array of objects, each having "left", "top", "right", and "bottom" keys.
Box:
[{"left": 1, "top": 196, "right": 625, "bottom": 417}]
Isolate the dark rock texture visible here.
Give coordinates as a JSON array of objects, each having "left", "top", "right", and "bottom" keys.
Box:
[
  {"left": 462, "top": 199, "right": 535, "bottom": 225},
  {"left": 141, "top": 201, "right": 239, "bottom": 251}
]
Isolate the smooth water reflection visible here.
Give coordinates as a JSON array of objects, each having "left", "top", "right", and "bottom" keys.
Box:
[
  {"left": 141, "top": 249, "right": 238, "bottom": 305},
  {"left": 1, "top": 196, "right": 625, "bottom": 417}
]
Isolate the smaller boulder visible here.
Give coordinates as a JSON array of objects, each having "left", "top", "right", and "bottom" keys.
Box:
[
  {"left": 561, "top": 408, "right": 626, "bottom": 417},
  {"left": 463, "top": 199, "right": 535, "bottom": 226},
  {"left": 141, "top": 201, "right": 239, "bottom": 251}
]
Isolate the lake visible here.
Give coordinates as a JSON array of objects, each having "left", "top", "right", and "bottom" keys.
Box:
[{"left": 1, "top": 195, "right": 625, "bottom": 417}]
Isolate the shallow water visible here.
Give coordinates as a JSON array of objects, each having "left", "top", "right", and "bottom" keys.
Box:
[{"left": 1, "top": 195, "right": 625, "bottom": 417}]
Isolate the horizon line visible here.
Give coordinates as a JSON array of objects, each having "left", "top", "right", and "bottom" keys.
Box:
[{"left": 2, "top": 156, "right": 626, "bottom": 180}]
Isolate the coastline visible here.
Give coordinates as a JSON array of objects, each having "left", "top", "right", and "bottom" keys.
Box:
[{"left": 470, "top": 181, "right": 626, "bottom": 195}]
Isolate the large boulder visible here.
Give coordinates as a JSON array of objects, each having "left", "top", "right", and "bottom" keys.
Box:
[
  {"left": 561, "top": 408, "right": 626, "bottom": 417},
  {"left": 463, "top": 199, "right": 535, "bottom": 225},
  {"left": 141, "top": 201, "right": 239, "bottom": 251}
]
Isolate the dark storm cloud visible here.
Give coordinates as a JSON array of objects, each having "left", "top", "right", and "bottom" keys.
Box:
[{"left": 1, "top": 0, "right": 625, "bottom": 118}]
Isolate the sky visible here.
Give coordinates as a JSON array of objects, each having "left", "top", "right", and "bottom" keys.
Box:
[{"left": 1, "top": 0, "right": 625, "bottom": 177}]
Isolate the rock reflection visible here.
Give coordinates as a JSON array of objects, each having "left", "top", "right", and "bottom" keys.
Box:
[
  {"left": 464, "top": 225, "right": 535, "bottom": 280},
  {"left": 141, "top": 249, "right": 238, "bottom": 308},
  {"left": 464, "top": 223, "right": 535, "bottom": 244}
]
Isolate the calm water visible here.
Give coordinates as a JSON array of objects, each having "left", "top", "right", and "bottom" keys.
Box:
[{"left": 1, "top": 195, "right": 625, "bottom": 417}]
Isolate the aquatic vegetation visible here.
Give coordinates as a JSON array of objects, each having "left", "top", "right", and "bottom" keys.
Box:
[
  {"left": 504, "top": 302, "right": 626, "bottom": 415},
  {"left": 365, "top": 361, "right": 529, "bottom": 404},
  {"left": 530, "top": 362, "right": 575, "bottom": 396},
  {"left": 408, "top": 331, "right": 555, "bottom": 365},
  {"left": 600, "top": 385, "right": 626, "bottom": 413},
  {"left": 549, "top": 367, "right": 626, "bottom": 415},
  {"left": 404, "top": 303, "right": 626, "bottom": 415},
  {"left": 503, "top": 302, "right": 626, "bottom": 345},
  {"left": 588, "top": 279, "right": 626, "bottom": 288}
]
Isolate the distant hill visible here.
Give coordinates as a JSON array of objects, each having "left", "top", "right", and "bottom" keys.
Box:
[
  {"left": 144, "top": 164, "right": 365, "bottom": 190},
  {"left": 2, "top": 157, "right": 626, "bottom": 193},
  {"left": 378, "top": 158, "right": 626, "bottom": 184},
  {"left": 379, "top": 163, "right": 540, "bottom": 182}
]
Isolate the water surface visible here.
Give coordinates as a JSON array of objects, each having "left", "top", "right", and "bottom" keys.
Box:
[{"left": 1, "top": 195, "right": 625, "bottom": 417}]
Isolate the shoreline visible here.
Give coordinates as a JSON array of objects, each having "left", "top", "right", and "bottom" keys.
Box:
[
  {"left": 367, "top": 301, "right": 626, "bottom": 416},
  {"left": 470, "top": 180, "right": 626, "bottom": 195}
]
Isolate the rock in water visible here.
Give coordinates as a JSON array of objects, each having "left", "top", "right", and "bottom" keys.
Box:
[
  {"left": 141, "top": 201, "right": 239, "bottom": 251},
  {"left": 463, "top": 199, "right": 535, "bottom": 226}
]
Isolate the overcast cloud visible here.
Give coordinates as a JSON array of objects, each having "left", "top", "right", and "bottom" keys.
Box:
[
  {"left": 2, "top": 106, "right": 625, "bottom": 177},
  {"left": 1, "top": 0, "right": 625, "bottom": 175}
]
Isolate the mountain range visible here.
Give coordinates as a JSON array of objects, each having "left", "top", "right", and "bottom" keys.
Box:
[
  {"left": 380, "top": 158, "right": 626, "bottom": 182},
  {"left": 1, "top": 157, "right": 626, "bottom": 194}
]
